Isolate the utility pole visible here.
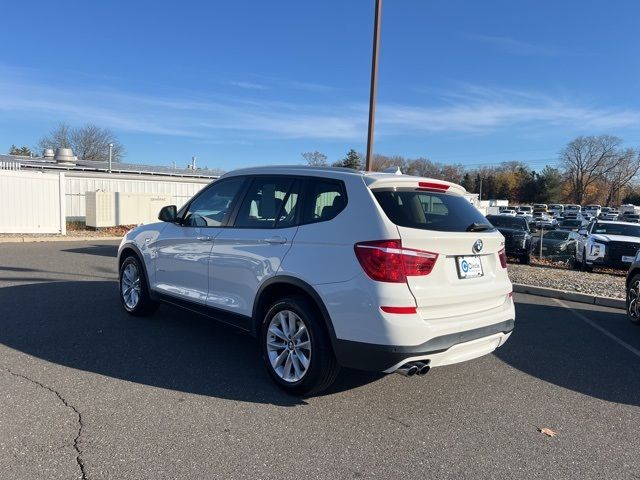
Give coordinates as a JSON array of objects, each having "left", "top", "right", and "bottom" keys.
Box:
[
  {"left": 479, "top": 177, "right": 483, "bottom": 201},
  {"left": 108, "top": 143, "right": 113, "bottom": 173},
  {"left": 365, "top": 0, "right": 382, "bottom": 172}
]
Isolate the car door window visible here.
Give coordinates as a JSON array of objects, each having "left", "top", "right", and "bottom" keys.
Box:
[
  {"left": 303, "top": 179, "right": 346, "bottom": 224},
  {"left": 234, "top": 177, "right": 300, "bottom": 229},
  {"left": 182, "top": 177, "right": 245, "bottom": 227}
]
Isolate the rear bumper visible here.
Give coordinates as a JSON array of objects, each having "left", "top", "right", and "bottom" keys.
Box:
[{"left": 333, "top": 319, "right": 514, "bottom": 372}]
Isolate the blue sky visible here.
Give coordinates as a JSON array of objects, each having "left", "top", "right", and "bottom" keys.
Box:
[{"left": 1, "top": 0, "right": 639, "bottom": 171}]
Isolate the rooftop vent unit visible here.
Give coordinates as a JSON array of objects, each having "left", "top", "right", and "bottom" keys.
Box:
[
  {"left": 54, "top": 148, "right": 76, "bottom": 165},
  {"left": 43, "top": 148, "right": 55, "bottom": 159}
]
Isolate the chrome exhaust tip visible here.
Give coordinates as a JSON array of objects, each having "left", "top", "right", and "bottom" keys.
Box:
[
  {"left": 413, "top": 361, "right": 431, "bottom": 376},
  {"left": 395, "top": 364, "right": 418, "bottom": 377}
]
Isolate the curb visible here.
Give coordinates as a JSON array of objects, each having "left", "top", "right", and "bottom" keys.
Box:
[
  {"left": 0, "top": 236, "right": 122, "bottom": 243},
  {"left": 513, "top": 283, "right": 625, "bottom": 310}
]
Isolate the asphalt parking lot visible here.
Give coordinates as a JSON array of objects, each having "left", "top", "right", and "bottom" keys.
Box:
[{"left": 0, "top": 241, "right": 639, "bottom": 480}]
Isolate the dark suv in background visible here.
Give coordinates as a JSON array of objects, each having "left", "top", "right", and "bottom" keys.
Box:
[{"left": 486, "top": 215, "right": 534, "bottom": 264}]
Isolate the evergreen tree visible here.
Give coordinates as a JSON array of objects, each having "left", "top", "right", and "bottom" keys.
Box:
[
  {"left": 9, "top": 145, "right": 33, "bottom": 156},
  {"left": 333, "top": 149, "right": 362, "bottom": 170}
]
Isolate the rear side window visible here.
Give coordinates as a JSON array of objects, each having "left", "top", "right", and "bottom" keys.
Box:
[
  {"left": 234, "top": 176, "right": 300, "bottom": 229},
  {"left": 373, "top": 189, "right": 491, "bottom": 232},
  {"left": 302, "top": 179, "right": 346, "bottom": 224}
]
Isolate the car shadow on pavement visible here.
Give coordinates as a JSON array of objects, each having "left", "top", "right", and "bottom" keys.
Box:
[
  {"left": 62, "top": 244, "right": 119, "bottom": 258},
  {"left": 0, "top": 280, "right": 381, "bottom": 405},
  {"left": 495, "top": 298, "right": 640, "bottom": 407}
]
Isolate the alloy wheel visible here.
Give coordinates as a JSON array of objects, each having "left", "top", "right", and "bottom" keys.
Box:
[
  {"left": 628, "top": 280, "right": 640, "bottom": 322},
  {"left": 121, "top": 263, "right": 142, "bottom": 310},
  {"left": 266, "top": 310, "right": 312, "bottom": 383}
]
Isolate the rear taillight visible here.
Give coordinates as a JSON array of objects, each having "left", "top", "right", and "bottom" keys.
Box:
[
  {"left": 498, "top": 248, "right": 507, "bottom": 268},
  {"left": 354, "top": 240, "right": 438, "bottom": 283}
]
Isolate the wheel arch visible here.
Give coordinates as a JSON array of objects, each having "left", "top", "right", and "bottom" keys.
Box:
[
  {"left": 252, "top": 276, "right": 337, "bottom": 344},
  {"left": 627, "top": 268, "right": 640, "bottom": 288},
  {"left": 118, "top": 243, "right": 152, "bottom": 294}
]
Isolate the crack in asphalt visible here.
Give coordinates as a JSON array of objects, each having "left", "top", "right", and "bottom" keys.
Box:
[{"left": 4, "top": 368, "right": 87, "bottom": 480}]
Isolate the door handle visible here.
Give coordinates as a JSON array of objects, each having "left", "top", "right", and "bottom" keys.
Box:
[
  {"left": 264, "top": 236, "right": 287, "bottom": 245},
  {"left": 197, "top": 236, "right": 213, "bottom": 242}
]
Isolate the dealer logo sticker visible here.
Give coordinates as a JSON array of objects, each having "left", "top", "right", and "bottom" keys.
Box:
[{"left": 473, "top": 239, "right": 483, "bottom": 253}]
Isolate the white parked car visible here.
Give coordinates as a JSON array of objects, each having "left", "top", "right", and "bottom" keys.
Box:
[
  {"left": 117, "top": 166, "right": 515, "bottom": 394},
  {"left": 584, "top": 204, "right": 602, "bottom": 218},
  {"left": 575, "top": 220, "right": 640, "bottom": 271}
]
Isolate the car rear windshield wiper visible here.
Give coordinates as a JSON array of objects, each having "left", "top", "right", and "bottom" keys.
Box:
[{"left": 466, "top": 222, "right": 493, "bottom": 232}]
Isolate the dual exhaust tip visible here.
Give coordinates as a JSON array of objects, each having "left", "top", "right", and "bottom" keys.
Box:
[{"left": 396, "top": 361, "right": 430, "bottom": 377}]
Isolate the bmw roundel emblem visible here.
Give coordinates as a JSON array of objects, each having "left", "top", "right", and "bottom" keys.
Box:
[{"left": 473, "top": 239, "right": 483, "bottom": 253}]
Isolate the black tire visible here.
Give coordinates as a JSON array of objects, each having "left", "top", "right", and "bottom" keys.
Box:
[
  {"left": 260, "top": 295, "right": 340, "bottom": 396},
  {"left": 520, "top": 253, "right": 531, "bottom": 264},
  {"left": 119, "top": 255, "right": 159, "bottom": 317},
  {"left": 626, "top": 274, "right": 640, "bottom": 325}
]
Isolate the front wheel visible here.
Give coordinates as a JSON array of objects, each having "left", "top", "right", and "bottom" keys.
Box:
[
  {"left": 119, "top": 255, "right": 158, "bottom": 316},
  {"left": 260, "top": 295, "right": 340, "bottom": 396},
  {"left": 626, "top": 275, "right": 640, "bottom": 325}
]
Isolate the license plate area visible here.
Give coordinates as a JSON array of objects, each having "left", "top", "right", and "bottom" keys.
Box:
[
  {"left": 456, "top": 255, "right": 484, "bottom": 279},
  {"left": 622, "top": 255, "right": 634, "bottom": 263}
]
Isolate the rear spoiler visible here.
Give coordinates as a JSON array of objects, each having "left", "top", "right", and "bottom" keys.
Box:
[{"left": 363, "top": 175, "right": 466, "bottom": 196}]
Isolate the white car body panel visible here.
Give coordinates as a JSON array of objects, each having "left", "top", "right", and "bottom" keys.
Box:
[
  {"left": 208, "top": 225, "right": 299, "bottom": 315},
  {"left": 154, "top": 222, "right": 218, "bottom": 303}
]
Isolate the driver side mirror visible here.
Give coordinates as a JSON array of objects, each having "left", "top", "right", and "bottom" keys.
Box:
[
  {"left": 158, "top": 205, "right": 178, "bottom": 222},
  {"left": 577, "top": 228, "right": 588, "bottom": 236}
]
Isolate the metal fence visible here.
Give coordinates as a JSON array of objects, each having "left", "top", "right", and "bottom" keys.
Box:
[
  {"left": 0, "top": 161, "right": 21, "bottom": 171},
  {"left": 0, "top": 170, "right": 65, "bottom": 234}
]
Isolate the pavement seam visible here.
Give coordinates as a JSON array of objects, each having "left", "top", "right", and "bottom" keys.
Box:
[{"left": 4, "top": 368, "right": 88, "bottom": 480}]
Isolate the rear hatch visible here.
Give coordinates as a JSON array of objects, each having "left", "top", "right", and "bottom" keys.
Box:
[{"left": 368, "top": 179, "right": 511, "bottom": 320}]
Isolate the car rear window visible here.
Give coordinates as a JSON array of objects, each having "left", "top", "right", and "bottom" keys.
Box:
[
  {"left": 486, "top": 215, "right": 528, "bottom": 230},
  {"left": 372, "top": 189, "right": 493, "bottom": 232}
]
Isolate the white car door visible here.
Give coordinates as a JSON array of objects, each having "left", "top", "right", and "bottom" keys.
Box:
[
  {"left": 154, "top": 176, "right": 247, "bottom": 304},
  {"left": 207, "top": 176, "right": 301, "bottom": 316}
]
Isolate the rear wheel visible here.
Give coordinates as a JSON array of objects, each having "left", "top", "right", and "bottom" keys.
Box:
[
  {"left": 119, "top": 255, "right": 158, "bottom": 316},
  {"left": 260, "top": 295, "right": 340, "bottom": 396},
  {"left": 519, "top": 253, "right": 531, "bottom": 264},
  {"left": 626, "top": 275, "right": 640, "bottom": 325}
]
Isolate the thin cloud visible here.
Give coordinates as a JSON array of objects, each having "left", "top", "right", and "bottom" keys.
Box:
[
  {"left": 0, "top": 69, "right": 638, "bottom": 142},
  {"left": 466, "top": 34, "right": 571, "bottom": 56},
  {"left": 229, "top": 81, "right": 268, "bottom": 90}
]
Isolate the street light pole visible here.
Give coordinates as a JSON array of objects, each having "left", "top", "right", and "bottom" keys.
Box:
[
  {"left": 108, "top": 143, "right": 113, "bottom": 173},
  {"left": 365, "top": 0, "right": 382, "bottom": 172}
]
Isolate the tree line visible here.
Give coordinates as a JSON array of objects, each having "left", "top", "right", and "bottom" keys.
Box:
[{"left": 303, "top": 135, "right": 640, "bottom": 206}]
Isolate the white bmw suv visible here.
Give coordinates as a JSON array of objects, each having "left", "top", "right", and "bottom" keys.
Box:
[{"left": 118, "top": 166, "right": 515, "bottom": 395}]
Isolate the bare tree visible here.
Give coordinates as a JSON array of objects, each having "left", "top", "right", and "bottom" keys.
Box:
[
  {"left": 560, "top": 135, "right": 621, "bottom": 204},
  {"left": 38, "top": 123, "right": 125, "bottom": 162},
  {"left": 405, "top": 158, "right": 439, "bottom": 177},
  {"left": 38, "top": 123, "right": 72, "bottom": 151},
  {"left": 370, "top": 154, "right": 406, "bottom": 172},
  {"left": 301, "top": 151, "right": 327, "bottom": 167},
  {"left": 603, "top": 147, "right": 640, "bottom": 205}
]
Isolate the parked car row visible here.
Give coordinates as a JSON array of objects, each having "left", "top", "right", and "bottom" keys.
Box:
[
  {"left": 485, "top": 214, "right": 640, "bottom": 271},
  {"left": 490, "top": 204, "right": 640, "bottom": 327}
]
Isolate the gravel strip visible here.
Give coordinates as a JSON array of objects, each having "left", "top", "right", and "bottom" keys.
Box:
[{"left": 507, "top": 262, "right": 626, "bottom": 299}]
